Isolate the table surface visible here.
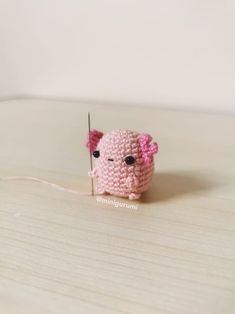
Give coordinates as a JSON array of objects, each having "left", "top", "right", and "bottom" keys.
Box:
[{"left": 0, "top": 99, "right": 235, "bottom": 314}]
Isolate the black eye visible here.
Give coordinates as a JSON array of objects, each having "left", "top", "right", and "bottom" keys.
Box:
[
  {"left": 93, "top": 150, "right": 100, "bottom": 158},
  {"left": 124, "top": 155, "right": 135, "bottom": 165}
]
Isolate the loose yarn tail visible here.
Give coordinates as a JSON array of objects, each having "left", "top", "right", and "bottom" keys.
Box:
[{"left": 0, "top": 176, "right": 91, "bottom": 196}]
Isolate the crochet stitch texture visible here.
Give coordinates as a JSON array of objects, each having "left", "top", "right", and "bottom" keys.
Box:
[{"left": 87, "top": 129, "right": 158, "bottom": 200}]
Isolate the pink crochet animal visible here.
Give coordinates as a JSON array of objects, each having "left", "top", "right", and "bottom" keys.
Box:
[{"left": 86, "top": 129, "right": 158, "bottom": 200}]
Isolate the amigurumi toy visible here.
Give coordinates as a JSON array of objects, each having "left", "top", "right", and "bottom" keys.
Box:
[{"left": 86, "top": 129, "right": 158, "bottom": 200}]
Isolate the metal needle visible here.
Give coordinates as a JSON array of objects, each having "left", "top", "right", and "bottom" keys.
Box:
[{"left": 88, "top": 112, "right": 94, "bottom": 196}]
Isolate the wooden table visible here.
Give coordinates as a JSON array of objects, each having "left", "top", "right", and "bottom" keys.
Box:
[{"left": 0, "top": 99, "right": 235, "bottom": 314}]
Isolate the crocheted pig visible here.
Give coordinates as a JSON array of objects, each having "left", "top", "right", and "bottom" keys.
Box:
[{"left": 86, "top": 129, "right": 158, "bottom": 200}]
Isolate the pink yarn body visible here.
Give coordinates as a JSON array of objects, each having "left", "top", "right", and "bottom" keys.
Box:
[{"left": 87, "top": 129, "right": 158, "bottom": 200}]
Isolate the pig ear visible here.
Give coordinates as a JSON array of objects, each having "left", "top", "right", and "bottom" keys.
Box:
[
  {"left": 86, "top": 129, "right": 103, "bottom": 152},
  {"left": 138, "top": 133, "right": 158, "bottom": 165}
]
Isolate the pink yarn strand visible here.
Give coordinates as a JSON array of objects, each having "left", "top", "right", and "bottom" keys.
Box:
[{"left": 0, "top": 176, "right": 91, "bottom": 196}]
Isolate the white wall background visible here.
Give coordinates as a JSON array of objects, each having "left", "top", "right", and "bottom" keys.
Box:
[{"left": 0, "top": 0, "right": 235, "bottom": 113}]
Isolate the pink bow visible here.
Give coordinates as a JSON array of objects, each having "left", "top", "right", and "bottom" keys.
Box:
[
  {"left": 138, "top": 133, "right": 158, "bottom": 165},
  {"left": 86, "top": 129, "right": 103, "bottom": 152}
]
